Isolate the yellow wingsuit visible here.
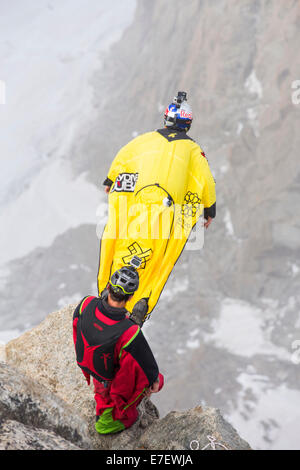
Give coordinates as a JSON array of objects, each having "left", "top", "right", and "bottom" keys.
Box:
[{"left": 98, "top": 128, "right": 216, "bottom": 318}]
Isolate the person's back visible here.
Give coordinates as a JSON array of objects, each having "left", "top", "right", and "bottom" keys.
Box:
[
  {"left": 108, "top": 127, "right": 215, "bottom": 214},
  {"left": 73, "top": 266, "right": 164, "bottom": 434}
]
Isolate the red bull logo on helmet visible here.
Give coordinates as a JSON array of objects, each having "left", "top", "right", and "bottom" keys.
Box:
[{"left": 180, "top": 109, "right": 192, "bottom": 120}]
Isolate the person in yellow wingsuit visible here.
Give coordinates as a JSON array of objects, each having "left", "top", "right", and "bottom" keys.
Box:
[{"left": 98, "top": 91, "right": 216, "bottom": 327}]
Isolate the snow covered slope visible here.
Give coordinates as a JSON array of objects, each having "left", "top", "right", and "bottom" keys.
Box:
[{"left": 0, "top": 0, "right": 136, "bottom": 260}]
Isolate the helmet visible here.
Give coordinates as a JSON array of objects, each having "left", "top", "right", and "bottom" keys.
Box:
[
  {"left": 110, "top": 266, "right": 139, "bottom": 296},
  {"left": 164, "top": 91, "right": 193, "bottom": 131}
]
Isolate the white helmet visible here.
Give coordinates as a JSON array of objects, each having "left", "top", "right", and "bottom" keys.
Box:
[{"left": 164, "top": 91, "right": 193, "bottom": 131}]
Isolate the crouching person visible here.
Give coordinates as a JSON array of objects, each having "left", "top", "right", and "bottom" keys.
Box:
[{"left": 73, "top": 265, "right": 164, "bottom": 435}]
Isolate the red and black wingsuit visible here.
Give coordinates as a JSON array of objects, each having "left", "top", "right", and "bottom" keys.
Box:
[{"left": 73, "top": 296, "right": 164, "bottom": 426}]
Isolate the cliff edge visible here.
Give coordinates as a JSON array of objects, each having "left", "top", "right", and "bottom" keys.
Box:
[{"left": 0, "top": 305, "right": 251, "bottom": 450}]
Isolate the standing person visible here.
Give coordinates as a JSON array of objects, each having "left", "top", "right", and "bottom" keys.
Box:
[
  {"left": 98, "top": 91, "right": 216, "bottom": 326},
  {"left": 73, "top": 263, "right": 164, "bottom": 435}
]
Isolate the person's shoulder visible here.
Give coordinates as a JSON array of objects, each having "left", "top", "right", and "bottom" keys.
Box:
[
  {"left": 189, "top": 139, "right": 209, "bottom": 160},
  {"left": 130, "top": 130, "right": 159, "bottom": 143},
  {"left": 116, "top": 322, "right": 140, "bottom": 358},
  {"left": 77, "top": 295, "right": 97, "bottom": 313},
  {"left": 121, "top": 131, "right": 157, "bottom": 151},
  {"left": 120, "top": 322, "right": 140, "bottom": 345}
]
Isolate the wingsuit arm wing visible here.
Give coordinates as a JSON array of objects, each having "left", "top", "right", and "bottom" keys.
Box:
[
  {"left": 201, "top": 158, "right": 216, "bottom": 217},
  {"left": 193, "top": 147, "right": 216, "bottom": 218},
  {"left": 105, "top": 143, "right": 133, "bottom": 187}
]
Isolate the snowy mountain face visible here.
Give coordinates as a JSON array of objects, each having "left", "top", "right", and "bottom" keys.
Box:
[
  {"left": 0, "top": 0, "right": 135, "bottom": 261},
  {"left": 1, "top": 0, "right": 300, "bottom": 450},
  {"left": 0, "top": 0, "right": 135, "bottom": 328}
]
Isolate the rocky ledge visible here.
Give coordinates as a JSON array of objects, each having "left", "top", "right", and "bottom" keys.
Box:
[{"left": 0, "top": 304, "right": 251, "bottom": 450}]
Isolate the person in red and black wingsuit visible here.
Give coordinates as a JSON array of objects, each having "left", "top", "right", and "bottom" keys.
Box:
[{"left": 73, "top": 265, "right": 164, "bottom": 434}]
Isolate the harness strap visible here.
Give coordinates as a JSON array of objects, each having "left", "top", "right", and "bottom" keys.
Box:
[{"left": 118, "top": 326, "right": 140, "bottom": 359}]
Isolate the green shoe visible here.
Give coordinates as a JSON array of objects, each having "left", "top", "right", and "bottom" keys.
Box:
[{"left": 95, "top": 408, "right": 125, "bottom": 435}]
